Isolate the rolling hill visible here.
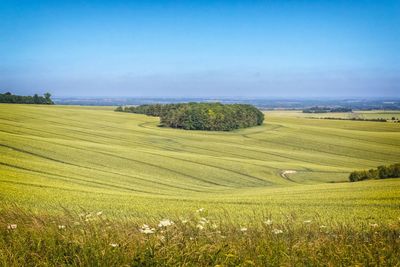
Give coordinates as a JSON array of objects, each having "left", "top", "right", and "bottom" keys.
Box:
[{"left": 0, "top": 104, "right": 399, "bottom": 221}]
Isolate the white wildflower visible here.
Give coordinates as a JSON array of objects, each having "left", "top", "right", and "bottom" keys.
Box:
[
  {"left": 196, "top": 208, "right": 205, "bottom": 213},
  {"left": 139, "top": 224, "right": 155, "bottom": 234},
  {"left": 370, "top": 223, "right": 379, "bottom": 228},
  {"left": 96, "top": 211, "right": 103, "bottom": 216},
  {"left": 199, "top": 217, "right": 208, "bottom": 225},
  {"left": 109, "top": 243, "right": 119, "bottom": 247},
  {"left": 303, "top": 220, "right": 312, "bottom": 224},
  {"left": 272, "top": 229, "right": 283, "bottom": 235},
  {"left": 240, "top": 227, "right": 248, "bottom": 232},
  {"left": 196, "top": 224, "right": 204, "bottom": 230},
  {"left": 264, "top": 219, "right": 273, "bottom": 226},
  {"left": 140, "top": 228, "right": 155, "bottom": 234},
  {"left": 7, "top": 224, "right": 17, "bottom": 230},
  {"left": 58, "top": 225, "right": 66, "bottom": 229},
  {"left": 320, "top": 225, "right": 327, "bottom": 229},
  {"left": 158, "top": 219, "right": 174, "bottom": 228}
]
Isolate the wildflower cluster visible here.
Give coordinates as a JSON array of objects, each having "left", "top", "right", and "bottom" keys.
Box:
[
  {"left": 158, "top": 219, "right": 174, "bottom": 228},
  {"left": 1, "top": 208, "right": 399, "bottom": 266},
  {"left": 139, "top": 224, "right": 155, "bottom": 234}
]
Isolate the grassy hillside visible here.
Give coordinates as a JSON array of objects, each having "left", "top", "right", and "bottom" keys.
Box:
[
  {"left": 1, "top": 104, "right": 399, "bottom": 265},
  {"left": 0, "top": 104, "right": 399, "bottom": 221}
]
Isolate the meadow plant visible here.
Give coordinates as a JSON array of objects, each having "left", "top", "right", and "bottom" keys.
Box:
[{"left": 0, "top": 207, "right": 399, "bottom": 266}]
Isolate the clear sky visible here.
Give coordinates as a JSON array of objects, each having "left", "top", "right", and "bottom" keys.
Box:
[{"left": 0, "top": 0, "right": 399, "bottom": 98}]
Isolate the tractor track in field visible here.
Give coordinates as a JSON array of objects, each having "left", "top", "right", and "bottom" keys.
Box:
[
  {"left": 7, "top": 112, "right": 383, "bottom": 172},
  {"left": 0, "top": 161, "right": 168, "bottom": 195},
  {"left": 138, "top": 120, "right": 400, "bottom": 166},
  {"left": 280, "top": 170, "right": 297, "bottom": 182},
  {"left": 0, "top": 143, "right": 212, "bottom": 193},
  {"left": 242, "top": 134, "right": 391, "bottom": 167},
  {"left": 0, "top": 115, "right": 357, "bottom": 187},
  {"left": 141, "top": 150, "right": 272, "bottom": 186},
  {"left": 0, "top": 161, "right": 173, "bottom": 195},
  {"left": 1, "top": 127, "right": 277, "bottom": 189}
]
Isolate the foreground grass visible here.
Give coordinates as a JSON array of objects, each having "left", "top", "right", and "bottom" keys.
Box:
[{"left": 1, "top": 207, "right": 399, "bottom": 266}]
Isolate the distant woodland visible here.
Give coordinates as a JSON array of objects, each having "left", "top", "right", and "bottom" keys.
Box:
[
  {"left": 116, "top": 102, "right": 264, "bottom": 131},
  {"left": 0, "top": 92, "right": 54, "bottom": 104},
  {"left": 303, "top": 106, "right": 352, "bottom": 113}
]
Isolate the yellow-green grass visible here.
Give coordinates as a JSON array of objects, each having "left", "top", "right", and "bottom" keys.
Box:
[
  {"left": 1, "top": 207, "right": 399, "bottom": 266},
  {"left": 1, "top": 104, "right": 400, "bottom": 266},
  {"left": 0, "top": 104, "right": 399, "bottom": 222}
]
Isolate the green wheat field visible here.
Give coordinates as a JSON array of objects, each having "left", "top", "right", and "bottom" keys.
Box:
[{"left": 1, "top": 104, "right": 399, "bottom": 266}]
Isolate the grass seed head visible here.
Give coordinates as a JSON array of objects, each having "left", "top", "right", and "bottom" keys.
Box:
[{"left": 7, "top": 224, "right": 17, "bottom": 230}]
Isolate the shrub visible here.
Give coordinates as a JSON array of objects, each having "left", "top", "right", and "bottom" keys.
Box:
[{"left": 349, "top": 163, "right": 400, "bottom": 182}]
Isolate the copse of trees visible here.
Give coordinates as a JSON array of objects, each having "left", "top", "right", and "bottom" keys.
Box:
[
  {"left": 349, "top": 163, "right": 400, "bottom": 182},
  {"left": 116, "top": 102, "right": 264, "bottom": 131},
  {"left": 160, "top": 103, "right": 264, "bottom": 131},
  {"left": 0, "top": 92, "right": 54, "bottom": 104}
]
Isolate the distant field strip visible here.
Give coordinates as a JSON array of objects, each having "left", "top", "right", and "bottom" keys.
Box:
[{"left": 0, "top": 105, "right": 399, "bottom": 219}]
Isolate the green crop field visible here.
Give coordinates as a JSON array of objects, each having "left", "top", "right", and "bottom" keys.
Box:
[
  {"left": 1, "top": 104, "right": 399, "bottom": 266},
  {"left": 1, "top": 104, "right": 399, "bottom": 219}
]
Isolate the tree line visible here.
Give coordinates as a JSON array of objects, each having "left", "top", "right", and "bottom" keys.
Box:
[
  {"left": 115, "top": 102, "right": 264, "bottom": 131},
  {"left": 116, "top": 103, "right": 172, "bottom": 117},
  {"left": 349, "top": 163, "right": 400, "bottom": 182},
  {"left": 303, "top": 106, "right": 352, "bottom": 113},
  {"left": 0, "top": 92, "right": 54, "bottom": 104}
]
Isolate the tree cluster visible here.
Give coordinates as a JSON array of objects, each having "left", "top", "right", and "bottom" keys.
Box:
[
  {"left": 349, "top": 163, "right": 400, "bottom": 182},
  {"left": 0, "top": 92, "right": 54, "bottom": 104},
  {"left": 116, "top": 102, "right": 264, "bottom": 131},
  {"left": 303, "top": 106, "right": 352, "bottom": 113}
]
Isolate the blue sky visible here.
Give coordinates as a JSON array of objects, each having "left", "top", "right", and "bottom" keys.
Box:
[{"left": 0, "top": 0, "right": 399, "bottom": 97}]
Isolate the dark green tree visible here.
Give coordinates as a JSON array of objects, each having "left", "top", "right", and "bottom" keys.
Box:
[{"left": 116, "top": 102, "right": 264, "bottom": 131}]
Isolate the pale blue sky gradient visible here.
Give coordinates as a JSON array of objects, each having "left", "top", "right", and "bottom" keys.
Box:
[{"left": 0, "top": 0, "right": 399, "bottom": 97}]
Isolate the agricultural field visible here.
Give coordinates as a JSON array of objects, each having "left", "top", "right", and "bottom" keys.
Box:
[{"left": 0, "top": 104, "right": 399, "bottom": 265}]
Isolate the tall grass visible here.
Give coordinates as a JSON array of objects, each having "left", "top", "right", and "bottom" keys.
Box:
[
  {"left": 1, "top": 206, "right": 399, "bottom": 266},
  {"left": 1, "top": 105, "right": 400, "bottom": 265}
]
